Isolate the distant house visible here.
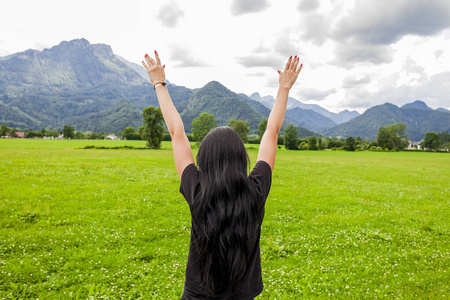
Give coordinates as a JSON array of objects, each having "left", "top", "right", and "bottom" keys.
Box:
[
  {"left": 5, "top": 131, "right": 25, "bottom": 138},
  {"left": 408, "top": 141, "right": 422, "bottom": 150},
  {"left": 106, "top": 133, "right": 118, "bottom": 140},
  {"left": 56, "top": 134, "right": 64, "bottom": 139}
]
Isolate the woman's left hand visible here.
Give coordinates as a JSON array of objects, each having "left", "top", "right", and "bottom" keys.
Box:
[{"left": 142, "top": 51, "right": 165, "bottom": 85}]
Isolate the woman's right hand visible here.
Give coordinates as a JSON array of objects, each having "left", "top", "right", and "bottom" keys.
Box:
[{"left": 278, "top": 56, "right": 302, "bottom": 89}]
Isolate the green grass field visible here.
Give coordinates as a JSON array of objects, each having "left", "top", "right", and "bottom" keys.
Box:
[{"left": 1, "top": 139, "right": 449, "bottom": 299}]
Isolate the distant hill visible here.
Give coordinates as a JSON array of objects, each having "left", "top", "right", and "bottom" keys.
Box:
[
  {"left": 331, "top": 110, "right": 361, "bottom": 124},
  {"left": 178, "top": 81, "right": 266, "bottom": 133},
  {"left": 236, "top": 93, "right": 299, "bottom": 129},
  {"left": 249, "top": 93, "right": 360, "bottom": 126},
  {"left": 401, "top": 100, "right": 432, "bottom": 110},
  {"left": 285, "top": 107, "right": 336, "bottom": 131},
  {"left": 322, "top": 103, "right": 450, "bottom": 141},
  {"left": 437, "top": 107, "right": 450, "bottom": 113},
  {"left": 249, "top": 93, "right": 275, "bottom": 109}
]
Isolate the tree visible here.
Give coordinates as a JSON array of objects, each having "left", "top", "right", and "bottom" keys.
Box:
[
  {"left": 257, "top": 119, "right": 268, "bottom": 140},
  {"left": 321, "top": 137, "right": 328, "bottom": 149},
  {"left": 284, "top": 124, "right": 299, "bottom": 150},
  {"left": 438, "top": 132, "right": 450, "bottom": 148},
  {"left": 423, "top": 132, "right": 441, "bottom": 151},
  {"left": 62, "top": 125, "right": 74, "bottom": 139},
  {"left": 74, "top": 131, "right": 84, "bottom": 139},
  {"left": 25, "top": 130, "right": 43, "bottom": 138},
  {"left": 307, "top": 136, "right": 318, "bottom": 150},
  {"left": 377, "top": 123, "right": 408, "bottom": 150},
  {"left": 122, "top": 127, "right": 137, "bottom": 140},
  {"left": 41, "top": 127, "right": 46, "bottom": 137},
  {"left": 192, "top": 112, "right": 217, "bottom": 143},
  {"left": 0, "top": 124, "right": 10, "bottom": 137},
  {"left": 228, "top": 119, "right": 250, "bottom": 143},
  {"left": 46, "top": 129, "right": 60, "bottom": 138},
  {"left": 355, "top": 136, "right": 362, "bottom": 148},
  {"left": 138, "top": 106, "right": 164, "bottom": 148},
  {"left": 344, "top": 136, "right": 356, "bottom": 151}
]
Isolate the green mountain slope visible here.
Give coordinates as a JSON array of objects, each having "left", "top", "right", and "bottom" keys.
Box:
[
  {"left": 178, "top": 81, "right": 266, "bottom": 133},
  {"left": 322, "top": 103, "right": 450, "bottom": 141},
  {"left": 66, "top": 99, "right": 142, "bottom": 132}
]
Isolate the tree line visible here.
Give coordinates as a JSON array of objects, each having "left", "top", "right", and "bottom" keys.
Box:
[{"left": 2, "top": 107, "right": 449, "bottom": 151}]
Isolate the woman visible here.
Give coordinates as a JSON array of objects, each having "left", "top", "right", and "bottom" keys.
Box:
[{"left": 142, "top": 52, "right": 302, "bottom": 299}]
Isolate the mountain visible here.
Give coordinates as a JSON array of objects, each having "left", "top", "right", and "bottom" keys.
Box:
[
  {"left": 332, "top": 110, "right": 361, "bottom": 124},
  {"left": 437, "top": 107, "right": 450, "bottom": 113},
  {"left": 249, "top": 93, "right": 360, "bottom": 125},
  {"left": 322, "top": 103, "right": 450, "bottom": 141},
  {"left": 2, "top": 39, "right": 447, "bottom": 139},
  {"left": 178, "top": 81, "right": 266, "bottom": 133},
  {"left": 401, "top": 100, "right": 432, "bottom": 110},
  {"left": 249, "top": 92, "right": 275, "bottom": 109},
  {"left": 285, "top": 107, "right": 336, "bottom": 131},
  {"left": 66, "top": 98, "right": 142, "bottom": 133},
  {"left": 116, "top": 55, "right": 149, "bottom": 82},
  {"left": 0, "top": 39, "right": 145, "bottom": 95},
  {"left": 238, "top": 93, "right": 271, "bottom": 117},
  {"left": 0, "top": 38, "right": 192, "bottom": 131},
  {"left": 236, "top": 93, "right": 300, "bottom": 129}
]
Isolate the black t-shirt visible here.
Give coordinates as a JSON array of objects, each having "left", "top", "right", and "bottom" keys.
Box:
[{"left": 179, "top": 160, "right": 272, "bottom": 300}]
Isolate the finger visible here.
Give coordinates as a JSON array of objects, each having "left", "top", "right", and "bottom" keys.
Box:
[
  {"left": 284, "top": 56, "right": 292, "bottom": 71},
  {"left": 297, "top": 63, "right": 303, "bottom": 74},
  {"left": 290, "top": 55, "right": 299, "bottom": 70},
  {"left": 145, "top": 53, "right": 156, "bottom": 66},
  {"left": 154, "top": 50, "right": 161, "bottom": 66},
  {"left": 142, "top": 60, "right": 150, "bottom": 72},
  {"left": 293, "top": 56, "right": 300, "bottom": 70}
]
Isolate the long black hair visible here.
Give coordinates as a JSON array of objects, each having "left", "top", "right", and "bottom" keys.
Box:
[{"left": 192, "top": 126, "right": 265, "bottom": 294}]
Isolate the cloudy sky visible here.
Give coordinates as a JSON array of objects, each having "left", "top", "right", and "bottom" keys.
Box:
[{"left": 1, "top": 0, "right": 450, "bottom": 112}]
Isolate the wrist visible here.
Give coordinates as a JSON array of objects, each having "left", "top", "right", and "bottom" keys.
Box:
[
  {"left": 278, "top": 84, "right": 291, "bottom": 91},
  {"left": 153, "top": 81, "right": 166, "bottom": 89},
  {"left": 154, "top": 82, "right": 167, "bottom": 91}
]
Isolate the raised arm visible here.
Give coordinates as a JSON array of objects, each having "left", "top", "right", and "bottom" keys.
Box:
[
  {"left": 142, "top": 51, "right": 194, "bottom": 178},
  {"left": 257, "top": 56, "right": 302, "bottom": 171}
]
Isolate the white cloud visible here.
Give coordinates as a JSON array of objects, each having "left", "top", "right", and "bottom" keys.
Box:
[
  {"left": 156, "top": 2, "right": 184, "bottom": 28},
  {"left": 169, "top": 45, "right": 208, "bottom": 68},
  {"left": 333, "top": 0, "right": 450, "bottom": 45},
  {"left": 333, "top": 43, "right": 395, "bottom": 67},
  {"left": 300, "top": 14, "right": 330, "bottom": 46},
  {"left": 298, "top": 87, "right": 337, "bottom": 101},
  {"left": 273, "top": 34, "right": 302, "bottom": 57},
  {"left": 341, "top": 70, "right": 450, "bottom": 110},
  {"left": 331, "top": 0, "right": 450, "bottom": 68},
  {"left": 230, "top": 0, "right": 270, "bottom": 16},
  {"left": 297, "top": 0, "right": 320, "bottom": 12},
  {"left": 236, "top": 54, "right": 283, "bottom": 70},
  {"left": 1, "top": 0, "right": 450, "bottom": 112},
  {"left": 342, "top": 75, "right": 371, "bottom": 88}
]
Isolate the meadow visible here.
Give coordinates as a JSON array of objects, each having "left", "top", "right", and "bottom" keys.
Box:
[{"left": 0, "top": 139, "right": 449, "bottom": 299}]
